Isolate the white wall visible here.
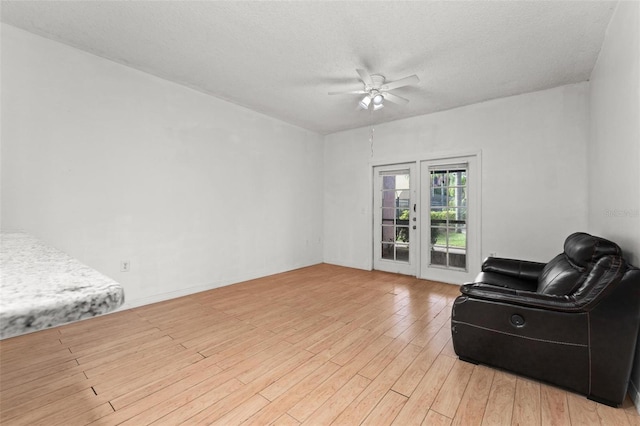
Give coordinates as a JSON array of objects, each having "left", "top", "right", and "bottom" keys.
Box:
[
  {"left": 588, "top": 1, "right": 640, "bottom": 266},
  {"left": 1, "top": 24, "right": 324, "bottom": 308},
  {"left": 324, "top": 83, "right": 590, "bottom": 272},
  {"left": 587, "top": 1, "right": 640, "bottom": 410}
]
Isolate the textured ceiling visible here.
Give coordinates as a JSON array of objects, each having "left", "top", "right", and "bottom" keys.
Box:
[{"left": 1, "top": 1, "right": 616, "bottom": 135}]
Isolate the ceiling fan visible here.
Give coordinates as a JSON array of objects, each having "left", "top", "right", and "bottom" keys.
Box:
[{"left": 329, "top": 69, "right": 419, "bottom": 111}]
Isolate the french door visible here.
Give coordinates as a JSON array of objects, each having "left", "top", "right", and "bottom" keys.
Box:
[
  {"left": 373, "top": 164, "right": 417, "bottom": 275},
  {"left": 420, "top": 157, "right": 479, "bottom": 283},
  {"left": 372, "top": 156, "right": 480, "bottom": 283}
]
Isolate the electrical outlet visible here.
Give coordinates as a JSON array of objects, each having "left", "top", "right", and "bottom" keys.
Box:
[
  {"left": 489, "top": 252, "right": 497, "bottom": 258},
  {"left": 120, "top": 260, "right": 130, "bottom": 272}
]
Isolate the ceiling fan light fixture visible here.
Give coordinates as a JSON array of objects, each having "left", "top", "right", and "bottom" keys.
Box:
[
  {"left": 373, "top": 102, "right": 384, "bottom": 111},
  {"left": 359, "top": 95, "right": 372, "bottom": 110},
  {"left": 372, "top": 94, "right": 384, "bottom": 105}
]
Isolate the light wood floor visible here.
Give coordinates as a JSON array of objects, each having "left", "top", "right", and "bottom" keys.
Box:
[{"left": 1, "top": 264, "right": 639, "bottom": 425}]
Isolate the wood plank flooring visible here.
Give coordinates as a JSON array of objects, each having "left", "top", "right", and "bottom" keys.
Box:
[{"left": 1, "top": 263, "right": 639, "bottom": 425}]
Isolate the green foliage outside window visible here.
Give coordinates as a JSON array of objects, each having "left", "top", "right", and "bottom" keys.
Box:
[{"left": 431, "top": 210, "right": 464, "bottom": 247}]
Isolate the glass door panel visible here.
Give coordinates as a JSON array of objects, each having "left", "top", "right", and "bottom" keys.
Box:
[
  {"left": 373, "top": 164, "right": 416, "bottom": 275},
  {"left": 428, "top": 167, "right": 467, "bottom": 270}
]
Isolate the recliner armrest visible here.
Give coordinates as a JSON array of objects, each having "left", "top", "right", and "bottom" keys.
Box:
[
  {"left": 481, "top": 257, "right": 546, "bottom": 281},
  {"left": 460, "top": 282, "right": 579, "bottom": 312}
]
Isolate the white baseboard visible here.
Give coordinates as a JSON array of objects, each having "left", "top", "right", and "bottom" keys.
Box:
[
  {"left": 117, "top": 280, "right": 238, "bottom": 311},
  {"left": 323, "top": 259, "right": 371, "bottom": 271},
  {"left": 114, "top": 261, "right": 322, "bottom": 312}
]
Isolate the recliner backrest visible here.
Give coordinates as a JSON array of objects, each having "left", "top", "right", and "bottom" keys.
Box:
[
  {"left": 571, "top": 255, "right": 627, "bottom": 307},
  {"left": 563, "top": 232, "right": 621, "bottom": 267},
  {"left": 537, "top": 232, "right": 622, "bottom": 295},
  {"left": 537, "top": 253, "right": 586, "bottom": 295}
]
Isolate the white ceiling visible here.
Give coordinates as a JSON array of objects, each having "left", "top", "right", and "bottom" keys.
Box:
[{"left": 1, "top": 1, "right": 616, "bottom": 135}]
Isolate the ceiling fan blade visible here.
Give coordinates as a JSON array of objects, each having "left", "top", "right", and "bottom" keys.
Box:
[
  {"left": 328, "top": 90, "right": 367, "bottom": 95},
  {"left": 356, "top": 69, "right": 374, "bottom": 87},
  {"left": 383, "top": 92, "right": 409, "bottom": 105},
  {"left": 381, "top": 75, "right": 419, "bottom": 91}
]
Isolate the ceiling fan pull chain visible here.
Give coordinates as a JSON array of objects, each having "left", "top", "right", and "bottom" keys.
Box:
[{"left": 369, "top": 108, "right": 375, "bottom": 157}]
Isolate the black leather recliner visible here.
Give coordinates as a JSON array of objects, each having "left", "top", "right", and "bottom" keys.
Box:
[{"left": 451, "top": 232, "right": 640, "bottom": 406}]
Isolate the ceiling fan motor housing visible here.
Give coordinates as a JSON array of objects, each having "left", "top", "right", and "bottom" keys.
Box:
[{"left": 367, "top": 74, "right": 386, "bottom": 90}]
